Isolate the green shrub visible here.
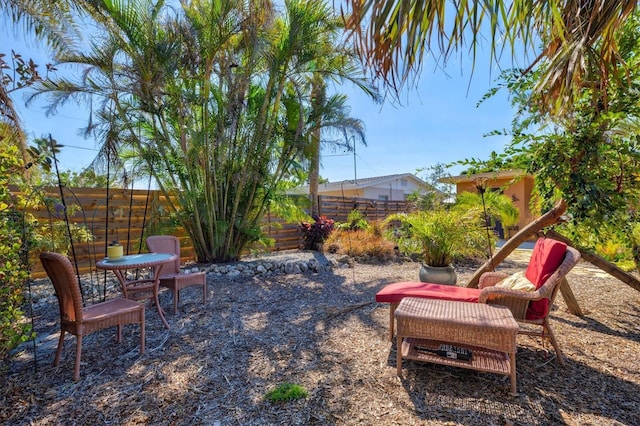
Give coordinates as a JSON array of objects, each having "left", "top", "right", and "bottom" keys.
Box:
[
  {"left": 264, "top": 383, "right": 308, "bottom": 403},
  {"left": 0, "top": 146, "right": 32, "bottom": 365},
  {"left": 560, "top": 221, "right": 639, "bottom": 271},
  {"left": 0, "top": 208, "right": 31, "bottom": 362},
  {"left": 27, "top": 201, "right": 94, "bottom": 256},
  {"left": 596, "top": 240, "right": 627, "bottom": 263}
]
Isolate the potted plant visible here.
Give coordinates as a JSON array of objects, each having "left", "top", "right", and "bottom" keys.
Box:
[{"left": 385, "top": 208, "right": 490, "bottom": 285}]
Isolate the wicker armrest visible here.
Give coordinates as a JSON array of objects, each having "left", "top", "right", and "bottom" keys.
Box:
[
  {"left": 479, "top": 287, "right": 545, "bottom": 319},
  {"left": 478, "top": 272, "right": 509, "bottom": 289}
]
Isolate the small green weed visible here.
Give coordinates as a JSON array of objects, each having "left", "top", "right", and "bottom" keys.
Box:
[{"left": 264, "top": 383, "right": 308, "bottom": 403}]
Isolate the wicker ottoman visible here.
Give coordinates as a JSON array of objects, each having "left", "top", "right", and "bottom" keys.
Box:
[{"left": 395, "top": 297, "right": 519, "bottom": 395}]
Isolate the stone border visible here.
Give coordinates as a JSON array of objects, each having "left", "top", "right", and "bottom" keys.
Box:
[{"left": 200, "top": 253, "right": 353, "bottom": 278}]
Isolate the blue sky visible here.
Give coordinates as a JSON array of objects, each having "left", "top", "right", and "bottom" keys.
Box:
[
  {"left": 5, "top": 21, "right": 516, "bottom": 185},
  {"left": 326, "top": 63, "right": 514, "bottom": 182}
]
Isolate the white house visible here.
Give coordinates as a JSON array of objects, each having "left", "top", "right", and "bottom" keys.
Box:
[{"left": 295, "top": 173, "right": 432, "bottom": 201}]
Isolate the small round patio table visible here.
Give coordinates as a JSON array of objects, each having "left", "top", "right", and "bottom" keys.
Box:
[{"left": 96, "top": 253, "right": 177, "bottom": 329}]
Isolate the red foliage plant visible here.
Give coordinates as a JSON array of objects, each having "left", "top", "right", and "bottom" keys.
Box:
[{"left": 300, "top": 215, "right": 335, "bottom": 250}]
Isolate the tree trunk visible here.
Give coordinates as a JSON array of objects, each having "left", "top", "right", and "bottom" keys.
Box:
[
  {"left": 546, "top": 229, "right": 640, "bottom": 293},
  {"left": 308, "top": 133, "right": 320, "bottom": 217},
  {"left": 308, "top": 82, "right": 323, "bottom": 217},
  {"left": 466, "top": 199, "right": 568, "bottom": 288}
]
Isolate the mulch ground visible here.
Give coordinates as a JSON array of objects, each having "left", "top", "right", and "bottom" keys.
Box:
[{"left": 1, "top": 250, "right": 639, "bottom": 425}]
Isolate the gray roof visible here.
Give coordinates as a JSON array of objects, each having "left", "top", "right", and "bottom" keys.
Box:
[{"left": 292, "top": 173, "right": 431, "bottom": 194}]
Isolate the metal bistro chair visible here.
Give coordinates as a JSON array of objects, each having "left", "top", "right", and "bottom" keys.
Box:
[
  {"left": 146, "top": 235, "right": 207, "bottom": 314},
  {"left": 40, "top": 252, "right": 145, "bottom": 381}
]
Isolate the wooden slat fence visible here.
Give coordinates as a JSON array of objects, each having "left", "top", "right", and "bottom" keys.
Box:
[
  {"left": 13, "top": 187, "right": 412, "bottom": 277},
  {"left": 318, "top": 195, "right": 412, "bottom": 222},
  {"left": 261, "top": 212, "right": 302, "bottom": 252},
  {"left": 16, "top": 186, "right": 178, "bottom": 278}
]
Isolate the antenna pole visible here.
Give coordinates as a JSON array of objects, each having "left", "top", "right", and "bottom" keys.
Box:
[{"left": 353, "top": 136, "right": 357, "bottom": 183}]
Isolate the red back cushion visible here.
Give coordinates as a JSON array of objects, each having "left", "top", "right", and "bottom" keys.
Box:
[{"left": 525, "top": 238, "right": 567, "bottom": 319}]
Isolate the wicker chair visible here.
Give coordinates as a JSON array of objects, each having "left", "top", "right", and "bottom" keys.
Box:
[
  {"left": 146, "top": 235, "right": 207, "bottom": 314},
  {"left": 477, "top": 245, "right": 581, "bottom": 366},
  {"left": 39, "top": 252, "right": 145, "bottom": 381}
]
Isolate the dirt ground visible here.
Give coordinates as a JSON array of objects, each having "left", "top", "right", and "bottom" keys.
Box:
[{"left": 2, "top": 250, "right": 639, "bottom": 425}]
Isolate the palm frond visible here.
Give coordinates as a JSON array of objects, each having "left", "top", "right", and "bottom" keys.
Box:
[
  {"left": 344, "top": 0, "right": 638, "bottom": 114},
  {"left": 1, "top": 0, "right": 80, "bottom": 52}
]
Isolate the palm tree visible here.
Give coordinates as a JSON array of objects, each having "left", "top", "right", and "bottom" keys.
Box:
[
  {"left": 343, "top": 0, "right": 637, "bottom": 114},
  {"left": 454, "top": 190, "right": 519, "bottom": 231},
  {"left": 31, "top": 0, "right": 375, "bottom": 262},
  {"left": 278, "top": 0, "right": 378, "bottom": 216},
  {"left": 306, "top": 92, "right": 367, "bottom": 217}
]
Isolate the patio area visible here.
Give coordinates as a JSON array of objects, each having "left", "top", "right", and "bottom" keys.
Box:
[{"left": 2, "top": 252, "right": 639, "bottom": 425}]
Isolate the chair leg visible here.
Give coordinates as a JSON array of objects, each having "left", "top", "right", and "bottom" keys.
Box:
[
  {"left": 543, "top": 319, "right": 565, "bottom": 367},
  {"left": 54, "top": 329, "right": 65, "bottom": 366},
  {"left": 389, "top": 303, "right": 398, "bottom": 342},
  {"left": 116, "top": 324, "right": 122, "bottom": 343},
  {"left": 202, "top": 282, "right": 207, "bottom": 304},
  {"left": 396, "top": 333, "right": 403, "bottom": 377},
  {"left": 140, "top": 308, "right": 145, "bottom": 355},
  {"left": 173, "top": 288, "right": 179, "bottom": 314},
  {"left": 73, "top": 334, "right": 83, "bottom": 381}
]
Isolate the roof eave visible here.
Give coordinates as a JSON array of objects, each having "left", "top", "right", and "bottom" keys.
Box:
[{"left": 440, "top": 170, "right": 531, "bottom": 184}]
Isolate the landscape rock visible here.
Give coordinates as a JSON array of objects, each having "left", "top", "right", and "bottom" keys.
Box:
[{"left": 227, "top": 270, "right": 241, "bottom": 278}]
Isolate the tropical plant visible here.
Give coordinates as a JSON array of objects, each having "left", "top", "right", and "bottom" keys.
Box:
[
  {"left": 473, "top": 12, "right": 640, "bottom": 262},
  {"left": 385, "top": 209, "right": 490, "bottom": 267},
  {"left": 343, "top": 0, "right": 636, "bottom": 115},
  {"left": 306, "top": 93, "right": 369, "bottom": 217},
  {"left": 31, "top": 0, "right": 373, "bottom": 263},
  {"left": 0, "top": 0, "right": 78, "bottom": 51},
  {"left": 453, "top": 190, "right": 519, "bottom": 230},
  {"left": 300, "top": 215, "right": 335, "bottom": 251},
  {"left": 336, "top": 209, "right": 370, "bottom": 231}
]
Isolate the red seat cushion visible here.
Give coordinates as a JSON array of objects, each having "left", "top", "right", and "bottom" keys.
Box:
[
  {"left": 375, "top": 281, "right": 481, "bottom": 304},
  {"left": 525, "top": 238, "right": 567, "bottom": 320}
]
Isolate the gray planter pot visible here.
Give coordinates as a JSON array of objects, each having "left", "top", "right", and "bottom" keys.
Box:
[{"left": 419, "top": 264, "right": 457, "bottom": 285}]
